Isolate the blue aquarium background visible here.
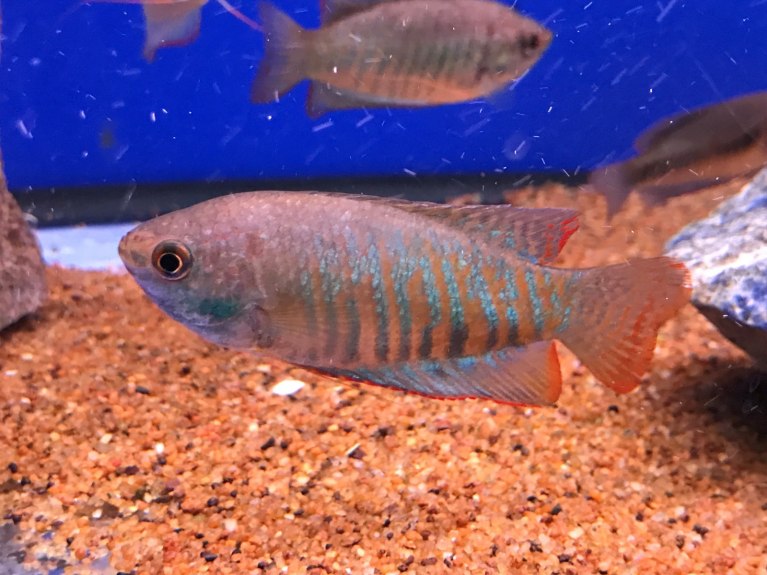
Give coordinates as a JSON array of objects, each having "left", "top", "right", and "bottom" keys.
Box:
[{"left": 2, "top": 1, "right": 766, "bottom": 211}]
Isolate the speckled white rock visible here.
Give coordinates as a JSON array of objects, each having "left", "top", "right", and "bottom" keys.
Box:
[{"left": 666, "top": 168, "right": 767, "bottom": 367}]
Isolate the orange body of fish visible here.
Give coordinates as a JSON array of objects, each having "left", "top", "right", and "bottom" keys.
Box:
[{"left": 251, "top": 0, "right": 552, "bottom": 116}]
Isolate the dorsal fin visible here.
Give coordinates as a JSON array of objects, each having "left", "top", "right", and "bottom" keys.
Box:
[
  {"left": 412, "top": 203, "right": 580, "bottom": 265},
  {"left": 320, "top": 0, "right": 400, "bottom": 24},
  {"left": 328, "top": 193, "right": 580, "bottom": 265}
]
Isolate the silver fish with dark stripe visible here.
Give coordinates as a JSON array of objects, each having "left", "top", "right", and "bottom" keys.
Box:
[
  {"left": 590, "top": 91, "right": 767, "bottom": 219},
  {"left": 250, "top": 0, "right": 552, "bottom": 116},
  {"left": 119, "top": 192, "right": 690, "bottom": 407}
]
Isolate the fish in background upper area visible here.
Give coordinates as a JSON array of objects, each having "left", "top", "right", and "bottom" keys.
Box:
[
  {"left": 589, "top": 91, "right": 767, "bottom": 220},
  {"left": 119, "top": 192, "right": 691, "bottom": 407},
  {"left": 86, "top": 0, "right": 260, "bottom": 61},
  {"left": 250, "top": 0, "right": 552, "bottom": 117}
]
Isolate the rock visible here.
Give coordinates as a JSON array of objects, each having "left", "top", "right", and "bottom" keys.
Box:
[
  {"left": 665, "top": 168, "right": 767, "bottom": 367},
  {"left": 0, "top": 151, "right": 47, "bottom": 332}
]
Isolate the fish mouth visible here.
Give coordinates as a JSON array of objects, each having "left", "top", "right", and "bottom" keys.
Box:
[
  {"left": 117, "top": 234, "right": 130, "bottom": 265},
  {"left": 118, "top": 229, "right": 151, "bottom": 272},
  {"left": 542, "top": 29, "right": 554, "bottom": 49}
]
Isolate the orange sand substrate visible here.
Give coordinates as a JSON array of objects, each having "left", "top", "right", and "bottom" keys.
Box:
[{"left": 1, "top": 183, "right": 766, "bottom": 574}]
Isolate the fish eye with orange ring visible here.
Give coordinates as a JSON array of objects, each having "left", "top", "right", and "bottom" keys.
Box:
[{"left": 151, "top": 240, "right": 193, "bottom": 280}]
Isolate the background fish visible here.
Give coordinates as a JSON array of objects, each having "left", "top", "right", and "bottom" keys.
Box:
[
  {"left": 590, "top": 91, "right": 767, "bottom": 219},
  {"left": 119, "top": 192, "right": 690, "bottom": 407},
  {"left": 88, "top": 0, "right": 260, "bottom": 61},
  {"left": 250, "top": 0, "right": 552, "bottom": 117}
]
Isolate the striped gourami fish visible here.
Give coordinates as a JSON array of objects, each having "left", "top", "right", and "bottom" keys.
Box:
[
  {"left": 590, "top": 91, "right": 767, "bottom": 220},
  {"left": 118, "top": 192, "right": 691, "bottom": 407},
  {"left": 250, "top": 0, "right": 552, "bottom": 116}
]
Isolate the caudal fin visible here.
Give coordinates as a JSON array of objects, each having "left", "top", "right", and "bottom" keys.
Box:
[
  {"left": 588, "top": 163, "right": 634, "bottom": 221},
  {"left": 558, "top": 257, "right": 691, "bottom": 394},
  {"left": 80, "top": 2, "right": 202, "bottom": 60},
  {"left": 142, "top": 3, "right": 203, "bottom": 62},
  {"left": 251, "top": 2, "right": 307, "bottom": 103}
]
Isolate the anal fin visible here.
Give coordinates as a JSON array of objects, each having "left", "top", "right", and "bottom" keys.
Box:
[
  {"left": 308, "top": 83, "right": 370, "bottom": 118},
  {"left": 310, "top": 341, "right": 562, "bottom": 407},
  {"left": 307, "top": 82, "right": 418, "bottom": 118}
]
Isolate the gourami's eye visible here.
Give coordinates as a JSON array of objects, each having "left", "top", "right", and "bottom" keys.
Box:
[{"left": 151, "top": 240, "right": 193, "bottom": 280}]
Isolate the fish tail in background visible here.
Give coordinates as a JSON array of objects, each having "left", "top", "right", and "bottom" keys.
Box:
[
  {"left": 86, "top": 0, "right": 205, "bottom": 62},
  {"left": 557, "top": 258, "right": 691, "bottom": 394},
  {"left": 588, "top": 162, "right": 634, "bottom": 220},
  {"left": 251, "top": 2, "right": 308, "bottom": 103},
  {"left": 142, "top": 3, "right": 203, "bottom": 62}
]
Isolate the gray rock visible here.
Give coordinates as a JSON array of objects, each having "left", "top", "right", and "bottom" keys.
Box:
[
  {"left": 0, "top": 524, "right": 32, "bottom": 575},
  {"left": 0, "top": 12, "right": 45, "bottom": 333},
  {"left": 0, "top": 151, "right": 47, "bottom": 333},
  {"left": 666, "top": 168, "right": 767, "bottom": 367},
  {"left": 0, "top": 522, "right": 118, "bottom": 574}
]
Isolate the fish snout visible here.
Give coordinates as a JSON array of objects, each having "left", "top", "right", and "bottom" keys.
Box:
[
  {"left": 118, "top": 229, "right": 151, "bottom": 271},
  {"left": 523, "top": 25, "right": 552, "bottom": 59},
  {"left": 540, "top": 28, "right": 554, "bottom": 51},
  {"left": 117, "top": 234, "right": 130, "bottom": 264}
]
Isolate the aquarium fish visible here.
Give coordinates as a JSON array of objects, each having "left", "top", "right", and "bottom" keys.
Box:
[
  {"left": 250, "top": 0, "right": 552, "bottom": 117},
  {"left": 119, "top": 192, "right": 690, "bottom": 407},
  {"left": 88, "top": 0, "right": 260, "bottom": 61},
  {"left": 590, "top": 91, "right": 767, "bottom": 219}
]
